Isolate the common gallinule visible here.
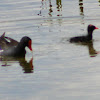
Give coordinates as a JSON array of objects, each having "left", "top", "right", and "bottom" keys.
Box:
[
  {"left": 70, "top": 24, "right": 99, "bottom": 43},
  {"left": 0, "top": 33, "right": 32, "bottom": 57}
]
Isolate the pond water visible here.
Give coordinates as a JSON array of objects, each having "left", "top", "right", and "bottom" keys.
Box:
[{"left": 0, "top": 0, "right": 100, "bottom": 100}]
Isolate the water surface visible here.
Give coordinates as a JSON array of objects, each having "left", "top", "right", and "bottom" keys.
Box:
[{"left": 0, "top": 0, "right": 100, "bottom": 100}]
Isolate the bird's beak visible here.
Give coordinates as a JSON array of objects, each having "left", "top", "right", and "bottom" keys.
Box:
[
  {"left": 95, "top": 27, "right": 99, "bottom": 29},
  {"left": 28, "top": 40, "right": 33, "bottom": 51}
]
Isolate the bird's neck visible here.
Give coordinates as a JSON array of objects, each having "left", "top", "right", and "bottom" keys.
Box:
[
  {"left": 16, "top": 43, "right": 26, "bottom": 56},
  {"left": 17, "top": 43, "right": 25, "bottom": 50},
  {"left": 87, "top": 31, "right": 93, "bottom": 40}
]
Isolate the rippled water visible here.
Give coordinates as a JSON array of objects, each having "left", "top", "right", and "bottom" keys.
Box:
[{"left": 0, "top": 0, "right": 100, "bottom": 100}]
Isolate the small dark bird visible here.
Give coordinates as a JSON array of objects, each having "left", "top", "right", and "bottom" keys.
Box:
[
  {"left": 70, "top": 24, "right": 99, "bottom": 43},
  {"left": 0, "top": 33, "right": 32, "bottom": 57}
]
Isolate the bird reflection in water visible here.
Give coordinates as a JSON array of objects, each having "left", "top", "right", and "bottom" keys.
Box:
[
  {"left": 0, "top": 57, "right": 34, "bottom": 73},
  {"left": 84, "top": 42, "right": 97, "bottom": 57},
  {"left": 74, "top": 41, "right": 97, "bottom": 57},
  {"left": 20, "top": 57, "right": 34, "bottom": 73}
]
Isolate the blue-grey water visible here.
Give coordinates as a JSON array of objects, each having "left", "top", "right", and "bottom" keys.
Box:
[{"left": 0, "top": 0, "right": 100, "bottom": 100}]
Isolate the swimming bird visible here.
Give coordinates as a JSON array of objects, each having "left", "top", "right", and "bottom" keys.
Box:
[
  {"left": 0, "top": 33, "right": 32, "bottom": 57},
  {"left": 70, "top": 24, "right": 99, "bottom": 43}
]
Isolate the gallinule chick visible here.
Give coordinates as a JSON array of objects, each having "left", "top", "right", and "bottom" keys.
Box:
[
  {"left": 0, "top": 33, "right": 32, "bottom": 57},
  {"left": 70, "top": 24, "right": 99, "bottom": 43}
]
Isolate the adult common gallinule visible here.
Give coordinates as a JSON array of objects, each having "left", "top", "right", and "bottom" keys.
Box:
[
  {"left": 0, "top": 33, "right": 32, "bottom": 57},
  {"left": 70, "top": 24, "right": 99, "bottom": 43}
]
